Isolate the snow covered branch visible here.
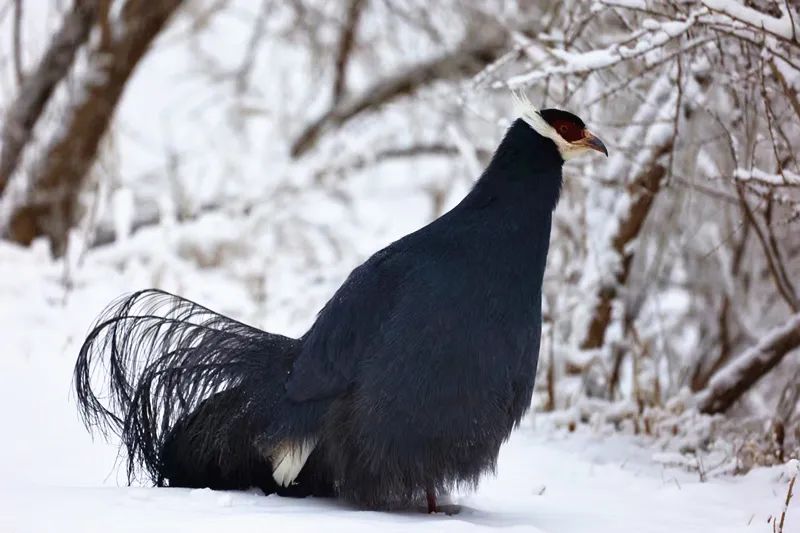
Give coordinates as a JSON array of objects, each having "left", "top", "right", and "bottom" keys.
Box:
[
  {"left": 701, "top": 0, "right": 799, "bottom": 45},
  {"left": 507, "top": 15, "right": 699, "bottom": 87},
  {"left": 734, "top": 168, "right": 800, "bottom": 187},
  {"left": 696, "top": 313, "right": 800, "bottom": 414}
]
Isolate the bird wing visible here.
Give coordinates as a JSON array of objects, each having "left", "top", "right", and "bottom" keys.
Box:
[{"left": 285, "top": 247, "right": 405, "bottom": 402}]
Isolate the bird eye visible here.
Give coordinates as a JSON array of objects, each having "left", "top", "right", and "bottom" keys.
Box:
[{"left": 559, "top": 125, "right": 569, "bottom": 133}]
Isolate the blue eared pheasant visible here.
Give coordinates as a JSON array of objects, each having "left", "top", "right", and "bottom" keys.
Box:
[{"left": 74, "top": 94, "right": 607, "bottom": 512}]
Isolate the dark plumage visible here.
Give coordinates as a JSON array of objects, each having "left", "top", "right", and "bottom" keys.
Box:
[{"left": 74, "top": 107, "right": 606, "bottom": 511}]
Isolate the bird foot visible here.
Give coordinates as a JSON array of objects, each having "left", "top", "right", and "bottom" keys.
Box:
[
  {"left": 426, "top": 489, "right": 437, "bottom": 514},
  {"left": 424, "top": 490, "right": 460, "bottom": 515}
]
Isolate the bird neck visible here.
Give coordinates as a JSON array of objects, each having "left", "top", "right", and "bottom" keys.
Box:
[{"left": 466, "top": 119, "right": 564, "bottom": 213}]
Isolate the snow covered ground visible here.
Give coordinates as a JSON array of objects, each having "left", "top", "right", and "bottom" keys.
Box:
[
  {"left": 1, "top": 383, "right": 796, "bottom": 533},
  {"left": 0, "top": 239, "right": 797, "bottom": 533},
  {"left": 2, "top": 429, "right": 796, "bottom": 533}
]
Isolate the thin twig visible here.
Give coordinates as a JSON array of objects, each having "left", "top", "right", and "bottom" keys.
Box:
[
  {"left": 12, "top": 0, "right": 23, "bottom": 85},
  {"left": 291, "top": 32, "right": 507, "bottom": 158},
  {"left": 331, "top": 0, "right": 366, "bottom": 105}
]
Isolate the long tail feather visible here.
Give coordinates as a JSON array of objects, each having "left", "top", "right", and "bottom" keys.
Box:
[{"left": 73, "top": 289, "right": 299, "bottom": 486}]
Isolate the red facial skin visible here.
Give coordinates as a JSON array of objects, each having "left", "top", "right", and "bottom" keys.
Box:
[{"left": 548, "top": 118, "right": 584, "bottom": 143}]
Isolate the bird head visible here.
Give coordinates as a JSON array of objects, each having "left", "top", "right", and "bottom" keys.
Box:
[{"left": 513, "top": 91, "right": 608, "bottom": 161}]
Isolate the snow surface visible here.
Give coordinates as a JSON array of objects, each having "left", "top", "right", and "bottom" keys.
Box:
[
  {"left": 0, "top": 240, "right": 797, "bottom": 533},
  {"left": 2, "top": 431, "right": 795, "bottom": 533}
]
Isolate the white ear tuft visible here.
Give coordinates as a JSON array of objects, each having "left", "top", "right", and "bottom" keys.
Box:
[
  {"left": 511, "top": 90, "right": 557, "bottom": 140},
  {"left": 511, "top": 90, "right": 540, "bottom": 124}
]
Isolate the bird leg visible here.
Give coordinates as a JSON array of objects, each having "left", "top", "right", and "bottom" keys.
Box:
[{"left": 426, "top": 488, "right": 437, "bottom": 514}]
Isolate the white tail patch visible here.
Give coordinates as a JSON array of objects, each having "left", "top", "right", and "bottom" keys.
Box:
[{"left": 271, "top": 438, "right": 317, "bottom": 487}]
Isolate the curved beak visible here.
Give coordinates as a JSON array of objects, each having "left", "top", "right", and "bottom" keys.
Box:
[{"left": 580, "top": 130, "right": 608, "bottom": 157}]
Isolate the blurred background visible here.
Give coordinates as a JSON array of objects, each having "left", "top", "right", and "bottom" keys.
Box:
[{"left": 1, "top": 0, "right": 799, "bottom": 479}]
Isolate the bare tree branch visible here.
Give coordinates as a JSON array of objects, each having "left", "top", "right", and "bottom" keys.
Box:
[
  {"left": 690, "top": 219, "right": 750, "bottom": 392},
  {"left": 234, "top": 0, "right": 271, "bottom": 95},
  {"left": 769, "top": 59, "right": 800, "bottom": 124},
  {"left": 290, "top": 32, "right": 507, "bottom": 158},
  {"left": 12, "top": 0, "right": 23, "bottom": 85},
  {"left": 315, "top": 142, "right": 491, "bottom": 181},
  {"left": 332, "top": 0, "right": 366, "bottom": 105},
  {"left": 735, "top": 183, "right": 799, "bottom": 312}
]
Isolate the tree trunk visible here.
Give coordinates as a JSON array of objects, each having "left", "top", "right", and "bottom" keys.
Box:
[
  {"left": 578, "top": 72, "right": 676, "bottom": 351},
  {"left": 5, "top": 0, "right": 183, "bottom": 256},
  {"left": 579, "top": 146, "right": 670, "bottom": 349},
  {"left": 0, "top": 0, "right": 99, "bottom": 196}
]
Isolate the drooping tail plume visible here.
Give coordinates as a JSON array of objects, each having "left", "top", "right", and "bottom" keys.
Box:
[{"left": 73, "top": 289, "right": 302, "bottom": 490}]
